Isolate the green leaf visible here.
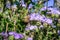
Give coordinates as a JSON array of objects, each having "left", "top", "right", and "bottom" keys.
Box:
[{"left": 9, "top": 36, "right": 14, "bottom": 40}]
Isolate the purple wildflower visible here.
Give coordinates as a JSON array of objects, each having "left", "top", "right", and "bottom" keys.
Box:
[
  {"left": 12, "top": 4, "right": 17, "bottom": 9},
  {"left": 14, "top": 33, "right": 24, "bottom": 39},
  {"left": 19, "top": 34, "right": 24, "bottom": 38},
  {"left": 30, "top": 13, "right": 36, "bottom": 20},
  {"left": 40, "top": 15, "right": 47, "bottom": 22},
  {"left": 46, "top": 12, "right": 52, "bottom": 14},
  {"left": 47, "top": 7, "right": 54, "bottom": 11},
  {"left": 6, "top": 1, "right": 11, "bottom": 9},
  {"left": 45, "top": 18, "right": 52, "bottom": 24},
  {"left": 9, "top": 32, "right": 15, "bottom": 35},
  {"left": 28, "top": 3, "right": 33, "bottom": 9},
  {"left": 25, "top": 27, "right": 30, "bottom": 31},
  {"left": 42, "top": 17, "right": 47, "bottom": 22},
  {"left": 27, "top": 37, "right": 33, "bottom": 40},
  {"left": 29, "top": 13, "right": 53, "bottom": 24},
  {"left": 25, "top": 24, "right": 37, "bottom": 30},
  {"left": 57, "top": 30, "right": 60, "bottom": 35},
  {"left": 55, "top": 10, "right": 60, "bottom": 15},
  {"left": 30, "top": 13, "right": 42, "bottom": 21},
  {"left": 34, "top": 14, "right": 40, "bottom": 20},
  {"left": 47, "top": 7, "right": 60, "bottom": 15},
  {"left": 14, "top": 33, "right": 21, "bottom": 39},
  {"left": 29, "top": 25, "right": 37, "bottom": 30},
  {"left": 41, "top": 7, "right": 47, "bottom": 11},
  {"left": 9, "top": 32, "right": 24, "bottom": 39},
  {"left": 1, "top": 32, "right": 8, "bottom": 38},
  {"left": 32, "top": 0, "right": 39, "bottom": 4},
  {"left": 21, "top": 0, "right": 24, "bottom": 4},
  {"left": 39, "top": 15, "right": 44, "bottom": 21},
  {"left": 22, "top": 3, "right": 26, "bottom": 8}
]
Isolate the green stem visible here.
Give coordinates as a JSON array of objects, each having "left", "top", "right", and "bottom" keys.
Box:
[
  {"left": 6, "top": 23, "right": 8, "bottom": 33},
  {"left": 14, "top": 20, "right": 16, "bottom": 32}
]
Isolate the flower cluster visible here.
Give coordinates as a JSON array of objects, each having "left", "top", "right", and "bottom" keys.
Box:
[
  {"left": 9, "top": 32, "right": 24, "bottom": 39},
  {"left": 0, "top": 0, "right": 60, "bottom": 40},
  {"left": 41, "top": 7, "right": 60, "bottom": 15},
  {"left": 0, "top": 32, "right": 24, "bottom": 39},
  {"left": 30, "top": 13, "right": 52, "bottom": 24}
]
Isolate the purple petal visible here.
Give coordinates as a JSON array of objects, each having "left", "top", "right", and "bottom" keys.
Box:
[
  {"left": 9, "top": 32, "right": 15, "bottom": 35},
  {"left": 27, "top": 37, "right": 33, "bottom": 40},
  {"left": 19, "top": 34, "right": 24, "bottom": 38},
  {"left": 14, "top": 33, "right": 20, "bottom": 39},
  {"left": 28, "top": 3, "right": 33, "bottom": 9},
  {"left": 1, "top": 32, "right": 8, "bottom": 37}
]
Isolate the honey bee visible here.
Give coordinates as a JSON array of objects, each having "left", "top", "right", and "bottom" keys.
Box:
[{"left": 23, "top": 15, "right": 30, "bottom": 23}]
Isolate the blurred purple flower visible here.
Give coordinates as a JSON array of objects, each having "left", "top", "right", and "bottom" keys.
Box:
[
  {"left": 21, "top": 0, "right": 24, "bottom": 4},
  {"left": 19, "top": 34, "right": 24, "bottom": 38},
  {"left": 47, "top": 7, "right": 54, "bottom": 11},
  {"left": 12, "top": 4, "right": 17, "bottom": 9},
  {"left": 42, "top": 17, "right": 47, "bottom": 22},
  {"left": 46, "top": 12, "right": 52, "bottom": 14},
  {"left": 39, "top": 16, "right": 44, "bottom": 21},
  {"left": 54, "top": 10, "right": 60, "bottom": 15},
  {"left": 6, "top": 1, "right": 11, "bottom": 9},
  {"left": 58, "top": 30, "right": 60, "bottom": 35},
  {"left": 28, "top": 3, "right": 33, "bottom": 9},
  {"left": 30, "top": 13, "right": 36, "bottom": 20},
  {"left": 25, "top": 24, "right": 37, "bottom": 30},
  {"left": 22, "top": 4, "right": 26, "bottom": 8},
  {"left": 9, "top": 32, "right": 15, "bottom": 35},
  {"left": 47, "top": 7, "right": 60, "bottom": 15},
  {"left": 14, "top": 33, "right": 21, "bottom": 39},
  {"left": 14, "top": 33, "right": 24, "bottom": 39},
  {"left": 9, "top": 32, "right": 24, "bottom": 39},
  {"left": 29, "top": 13, "right": 53, "bottom": 24},
  {"left": 32, "top": 0, "right": 39, "bottom": 4},
  {"left": 25, "top": 27, "right": 30, "bottom": 31},
  {"left": 41, "top": 7, "right": 47, "bottom": 11},
  {"left": 30, "top": 13, "right": 42, "bottom": 21},
  {"left": 27, "top": 37, "right": 33, "bottom": 40},
  {"left": 29, "top": 25, "right": 37, "bottom": 30},
  {"left": 1, "top": 32, "right": 8, "bottom": 37},
  {"left": 34, "top": 14, "right": 41, "bottom": 20},
  {"left": 45, "top": 18, "right": 52, "bottom": 24}
]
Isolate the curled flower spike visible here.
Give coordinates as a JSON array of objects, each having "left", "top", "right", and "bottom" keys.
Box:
[{"left": 29, "top": 13, "right": 53, "bottom": 24}]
